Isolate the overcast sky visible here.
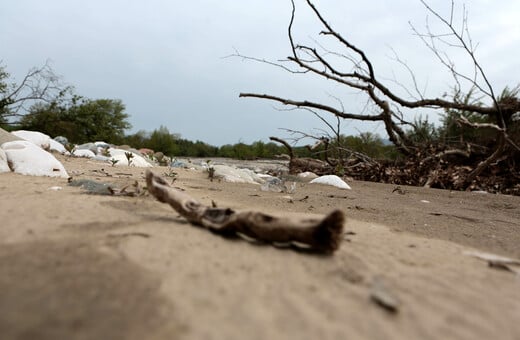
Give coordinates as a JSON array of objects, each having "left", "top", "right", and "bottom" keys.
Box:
[{"left": 1, "top": 1, "right": 519, "bottom": 145}]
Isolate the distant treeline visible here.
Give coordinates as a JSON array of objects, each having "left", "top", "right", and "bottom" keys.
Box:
[
  {"left": 7, "top": 96, "right": 398, "bottom": 160},
  {"left": 121, "top": 126, "right": 309, "bottom": 159},
  {"left": 120, "top": 126, "right": 397, "bottom": 160}
]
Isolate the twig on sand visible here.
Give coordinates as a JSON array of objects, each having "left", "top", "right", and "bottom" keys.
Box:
[{"left": 145, "top": 170, "right": 345, "bottom": 253}]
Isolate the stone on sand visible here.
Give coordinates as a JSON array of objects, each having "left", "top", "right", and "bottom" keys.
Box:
[
  {"left": 1, "top": 140, "right": 69, "bottom": 178},
  {"left": 213, "top": 164, "right": 264, "bottom": 184},
  {"left": 76, "top": 142, "right": 99, "bottom": 155},
  {"left": 74, "top": 149, "right": 96, "bottom": 158},
  {"left": 310, "top": 175, "right": 352, "bottom": 190},
  {"left": 108, "top": 148, "right": 153, "bottom": 167},
  {"left": 49, "top": 139, "right": 68, "bottom": 154},
  {"left": 0, "top": 148, "right": 10, "bottom": 173},
  {"left": 54, "top": 136, "right": 69, "bottom": 145},
  {"left": 297, "top": 171, "right": 319, "bottom": 182},
  {"left": 11, "top": 130, "right": 52, "bottom": 150}
]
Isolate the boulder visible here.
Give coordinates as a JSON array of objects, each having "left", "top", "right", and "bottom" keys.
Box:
[
  {"left": 154, "top": 151, "right": 165, "bottom": 161},
  {"left": 108, "top": 148, "right": 153, "bottom": 167},
  {"left": 310, "top": 175, "right": 352, "bottom": 190},
  {"left": 54, "top": 136, "right": 69, "bottom": 146},
  {"left": 1, "top": 140, "right": 68, "bottom": 178},
  {"left": 213, "top": 165, "right": 264, "bottom": 184},
  {"left": 0, "top": 148, "right": 10, "bottom": 173},
  {"left": 73, "top": 149, "right": 96, "bottom": 158},
  {"left": 49, "top": 139, "right": 67, "bottom": 154},
  {"left": 94, "top": 141, "right": 111, "bottom": 149},
  {"left": 139, "top": 148, "right": 154, "bottom": 156},
  {"left": 260, "top": 176, "right": 285, "bottom": 192},
  {"left": 76, "top": 142, "right": 98, "bottom": 155},
  {"left": 11, "top": 130, "right": 51, "bottom": 150},
  {"left": 170, "top": 159, "right": 187, "bottom": 168},
  {"left": 297, "top": 171, "right": 319, "bottom": 182}
]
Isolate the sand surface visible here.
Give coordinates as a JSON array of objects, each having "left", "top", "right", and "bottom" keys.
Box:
[{"left": 1, "top": 155, "right": 519, "bottom": 340}]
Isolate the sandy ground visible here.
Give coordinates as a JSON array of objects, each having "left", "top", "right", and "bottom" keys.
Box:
[{"left": 1, "top": 154, "right": 519, "bottom": 340}]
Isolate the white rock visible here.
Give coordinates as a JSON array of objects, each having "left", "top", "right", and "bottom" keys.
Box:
[
  {"left": 49, "top": 139, "right": 67, "bottom": 154},
  {"left": 76, "top": 142, "right": 98, "bottom": 154},
  {"left": 53, "top": 136, "right": 68, "bottom": 145},
  {"left": 310, "top": 175, "right": 352, "bottom": 190},
  {"left": 11, "top": 130, "right": 51, "bottom": 150},
  {"left": 73, "top": 149, "right": 96, "bottom": 158},
  {"left": 256, "top": 173, "right": 276, "bottom": 180},
  {"left": 260, "top": 176, "right": 284, "bottom": 192},
  {"left": 297, "top": 171, "right": 319, "bottom": 181},
  {"left": 0, "top": 148, "right": 10, "bottom": 173},
  {"left": 213, "top": 165, "right": 264, "bottom": 184},
  {"left": 92, "top": 155, "right": 111, "bottom": 162},
  {"left": 1, "top": 140, "right": 69, "bottom": 178},
  {"left": 94, "top": 141, "right": 111, "bottom": 148},
  {"left": 94, "top": 142, "right": 111, "bottom": 154},
  {"left": 108, "top": 148, "right": 153, "bottom": 167}
]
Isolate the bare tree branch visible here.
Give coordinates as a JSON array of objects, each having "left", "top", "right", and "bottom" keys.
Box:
[
  {"left": 146, "top": 170, "right": 345, "bottom": 253},
  {"left": 235, "top": 0, "right": 519, "bottom": 193},
  {"left": 239, "top": 92, "right": 384, "bottom": 121},
  {"left": 1, "top": 61, "right": 71, "bottom": 123}
]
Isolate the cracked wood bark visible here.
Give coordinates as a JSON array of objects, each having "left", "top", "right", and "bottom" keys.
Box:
[{"left": 146, "top": 170, "right": 345, "bottom": 253}]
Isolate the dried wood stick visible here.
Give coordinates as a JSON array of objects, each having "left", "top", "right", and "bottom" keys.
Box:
[{"left": 146, "top": 170, "right": 345, "bottom": 253}]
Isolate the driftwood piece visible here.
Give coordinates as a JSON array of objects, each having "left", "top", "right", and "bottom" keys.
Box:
[{"left": 146, "top": 170, "right": 345, "bottom": 253}]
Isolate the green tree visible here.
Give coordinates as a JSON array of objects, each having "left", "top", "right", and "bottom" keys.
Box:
[
  {"left": 218, "top": 144, "right": 235, "bottom": 158},
  {"left": 145, "top": 126, "right": 179, "bottom": 156},
  {"left": 438, "top": 89, "right": 491, "bottom": 147},
  {"left": 174, "top": 139, "right": 216, "bottom": 157},
  {"left": 122, "top": 130, "right": 151, "bottom": 148},
  {"left": 232, "top": 142, "right": 255, "bottom": 160},
  {"left": 260, "top": 141, "right": 285, "bottom": 158},
  {"left": 67, "top": 99, "right": 131, "bottom": 143},
  {"left": 17, "top": 102, "right": 72, "bottom": 137},
  {"left": 336, "top": 133, "right": 397, "bottom": 160},
  {"left": 19, "top": 97, "right": 131, "bottom": 143},
  {"left": 191, "top": 140, "right": 218, "bottom": 157},
  {"left": 343, "top": 132, "right": 384, "bottom": 158},
  {"left": 251, "top": 141, "right": 267, "bottom": 158}
]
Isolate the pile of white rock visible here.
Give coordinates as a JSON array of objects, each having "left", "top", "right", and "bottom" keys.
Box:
[
  {"left": 1, "top": 128, "right": 353, "bottom": 190},
  {"left": 0, "top": 129, "right": 68, "bottom": 178},
  {"left": 0, "top": 129, "right": 152, "bottom": 178},
  {"left": 207, "top": 162, "right": 352, "bottom": 190}
]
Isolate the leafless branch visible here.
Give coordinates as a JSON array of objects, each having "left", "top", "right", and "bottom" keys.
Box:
[
  {"left": 1, "top": 61, "right": 70, "bottom": 121},
  {"left": 239, "top": 92, "right": 384, "bottom": 121},
  {"left": 235, "top": 0, "right": 518, "bottom": 193},
  {"left": 146, "top": 170, "right": 344, "bottom": 253}
]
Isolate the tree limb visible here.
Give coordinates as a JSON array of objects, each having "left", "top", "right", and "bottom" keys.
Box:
[
  {"left": 269, "top": 136, "right": 294, "bottom": 159},
  {"left": 146, "top": 170, "right": 345, "bottom": 253},
  {"left": 239, "top": 93, "right": 384, "bottom": 121}
]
